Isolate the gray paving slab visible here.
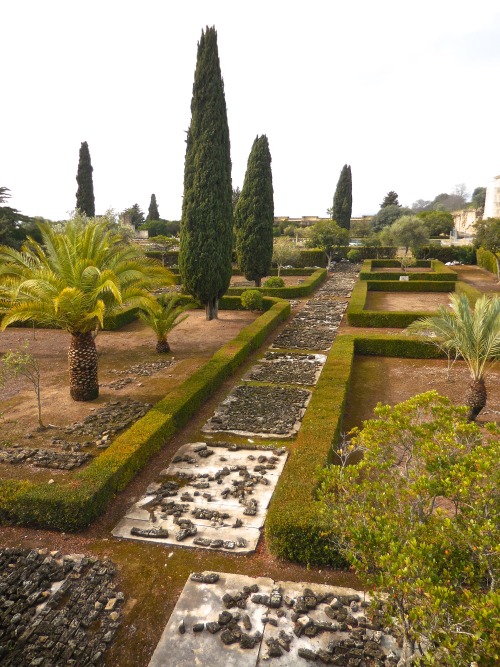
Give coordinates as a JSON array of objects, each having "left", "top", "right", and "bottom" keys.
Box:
[
  {"left": 112, "top": 517, "right": 260, "bottom": 553},
  {"left": 148, "top": 572, "right": 273, "bottom": 667},
  {"left": 147, "top": 572, "right": 401, "bottom": 667}
]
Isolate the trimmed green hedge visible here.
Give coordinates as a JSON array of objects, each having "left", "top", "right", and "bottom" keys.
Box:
[
  {"left": 266, "top": 335, "right": 355, "bottom": 566},
  {"left": 369, "top": 259, "right": 430, "bottom": 268},
  {"left": 455, "top": 280, "right": 482, "bottom": 305},
  {"left": 227, "top": 268, "right": 327, "bottom": 298},
  {"left": 296, "top": 247, "right": 398, "bottom": 267},
  {"left": 476, "top": 247, "right": 499, "bottom": 276},
  {"left": 414, "top": 245, "right": 476, "bottom": 264},
  {"left": 0, "top": 298, "right": 290, "bottom": 531},
  {"left": 266, "top": 332, "right": 448, "bottom": 565},
  {"left": 359, "top": 259, "right": 457, "bottom": 282}
]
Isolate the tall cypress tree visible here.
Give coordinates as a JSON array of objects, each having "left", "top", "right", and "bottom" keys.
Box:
[
  {"left": 75, "top": 141, "right": 95, "bottom": 217},
  {"left": 146, "top": 194, "right": 160, "bottom": 221},
  {"left": 332, "top": 164, "right": 352, "bottom": 230},
  {"left": 234, "top": 135, "right": 274, "bottom": 287},
  {"left": 179, "top": 26, "right": 233, "bottom": 320}
]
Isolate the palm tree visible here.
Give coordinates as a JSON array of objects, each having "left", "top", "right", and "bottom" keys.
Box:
[
  {"left": 406, "top": 293, "right": 500, "bottom": 420},
  {"left": 138, "top": 294, "right": 191, "bottom": 353},
  {"left": 0, "top": 218, "right": 172, "bottom": 401}
]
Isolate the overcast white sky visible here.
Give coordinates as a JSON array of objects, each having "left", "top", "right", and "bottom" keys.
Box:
[{"left": 3, "top": 1, "right": 500, "bottom": 221}]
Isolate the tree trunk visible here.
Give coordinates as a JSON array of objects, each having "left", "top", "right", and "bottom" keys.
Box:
[
  {"left": 465, "top": 377, "right": 487, "bottom": 421},
  {"left": 206, "top": 296, "right": 219, "bottom": 321},
  {"left": 496, "top": 255, "right": 500, "bottom": 283},
  {"left": 68, "top": 332, "right": 99, "bottom": 401},
  {"left": 255, "top": 277, "right": 261, "bottom": 287},
  {"left": 156, "top": 338, "right": 170, "bottom": 353}
]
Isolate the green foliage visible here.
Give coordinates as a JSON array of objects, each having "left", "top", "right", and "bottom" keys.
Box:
[
  {"left": 306, "top": 219, "right": 349, "bottom": 264},
  {"left": 359, "top": 259, "right": 457, "bottom": 281},
  {"left": 476, "top": 246, "right": 498, "bottom": 275},
  {"left": 380, "top": 215, "right": 429, "bottom": 254},
  {"left": 349, "top": 218, "right": 372, "bottom": 237},
  {"left": 240, "top": 290, "right": 264, "bottom": 311},
  {"left": 179, "top": 26, "right": 233, "bottom": 320},
  {"left": 475, "top": 218, "right": 500, "bottom": 279},
  {"left": 263, "top": 276, "right": 285, "bottom": 288},
  {"left": 234, "top": 135, "right": 274, "bottom": 286},
  {"left": 146, "top": 194, "right": 160, "bottom": 221},
  {"left": 138, "top": 294, "right": 191, "bottom": 352},
  {"left": 318, "top": 392, "right": 500, "bottom": 665},
  {"left": 272, "top": 237, "right": 301, "bottom": 274},
  {"left": 372, "top": 204, "right": 412, "bottom": 232},
  {"left": 332, "top": 164, "right": 352, "bottom": 230},
  {"left": 417, "top": 210, "right": 454, "bottom": 237},
  {"left": 346, "top": 249, "right": 362, "bottom": 262},
  {"left": 232, "top": 186, "right": 241, "bottom": 210},
  {"left": 380, "top": 190, "right": 399, "bottom": 207},
  {"left": 121, "top": 203, "right": 144, "bottom": 229},
  {"left": 141, "top": 219, "right": 180, "bottom": 237},
  {"left": 471, "top": 186, "right": 486, "bottom": 211},
  {"left": 75, "top": 141, "right": 95, "bottom": 217},
  {"left": 413, "top": 244, "right": 476, "bottom": 264},
  {"left": 0, "top": 187, "right": 38, "bottom": 249}
]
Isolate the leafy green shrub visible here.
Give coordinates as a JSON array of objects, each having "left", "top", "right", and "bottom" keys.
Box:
[
  {"left": 413, "top": 245, "right": 476, "bottom": 264},
  {"left": 227, "top": 268, "right": 326, "bottom": 298},
  {"left": 476, "top": 247, "right": 498, "bottom": 275},
  {"left": 240, "top": 290, "right": 264, "bottom": 311},
  {"left": 346, "top": 249, "right": 362, "bottom": 262},
  {"left": 263, "top": 276, "right": 285, "bottom": 288}
]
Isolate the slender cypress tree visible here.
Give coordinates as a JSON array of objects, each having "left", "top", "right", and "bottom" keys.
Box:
[
  {"left": 234, "top": 135, "right": 274, "bottom": 287},
  {"left": 179, "top": 26, "right": 233, "bottom": 321},
  {"left": 332, "top": 164, "right": 352, "bottom": 230},
  {"left": 147, "top": 194, "right": 160, "bottom": 221},
  {"left": 75, "top": 141, "right": 95, "bottom": 216}
]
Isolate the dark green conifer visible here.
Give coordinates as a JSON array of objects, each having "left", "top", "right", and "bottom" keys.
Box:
[
  {"left": 179, "top": 26, "right": 233, "bottom": 320},
  {"left": 381, "top": 191, "right": 400, "bottom": 208},
  {"left": 147, "top": 194, "right": 160, "bottom": 221},
  {"left": 75, "top": 141, "right": 95, "bottom": 216},
  {"left": 332, "top": 164, "right": 352, "bottom": 230},
  {"left": 234, "top": 135, "right": 274, "bottom": 286}
]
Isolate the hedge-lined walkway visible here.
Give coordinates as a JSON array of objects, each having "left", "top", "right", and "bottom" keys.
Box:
[{"left": 453, "top": 264, "right": 500, "bottom": 294}]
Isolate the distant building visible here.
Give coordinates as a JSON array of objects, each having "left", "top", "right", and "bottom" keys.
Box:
[{"left": 484, "top": 175, "right": 500, "bottom": 219}]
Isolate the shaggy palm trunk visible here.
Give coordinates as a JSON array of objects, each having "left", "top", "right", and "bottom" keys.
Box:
[
  {"left": 68, "top": 332, "right": 99, "bottom": 401},
  {"left": 465, "top": 377, "right": 487, "bottom": 421},
  {"left": 156, "top": 338, "right": 170, "bottom": 353}
]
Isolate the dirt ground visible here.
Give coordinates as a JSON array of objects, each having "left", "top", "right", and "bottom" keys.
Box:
[
  {"left": 453, "top": 264, "right": 500, "bottom": 293},
  {"left": 364, "top": 291, "right": 451, "bottom": 311},
  {"left": 0, "top": 310, "right": 256, "bottom": 481},
  {"left": 342, "top": 355, "right": 500, "bottom": 432}
]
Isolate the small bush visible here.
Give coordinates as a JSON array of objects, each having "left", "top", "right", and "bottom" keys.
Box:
[
  {"left": 241, "top": 290, "right": 264, "bottom": 311},
  {"left": 263, "top": 276, "right": 285, "bottom": 288},
  {"left": 346, "top": 249, "right": 362, "bottom": 262}
]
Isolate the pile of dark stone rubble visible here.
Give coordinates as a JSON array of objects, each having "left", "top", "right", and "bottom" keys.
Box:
[{"left": 0, "top": 548, "right": 124, "bottom": 667}]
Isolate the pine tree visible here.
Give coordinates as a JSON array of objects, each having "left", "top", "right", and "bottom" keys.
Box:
[
  {"left": 332, "top": 164, "right": 352, "bottom": 230},
  {"left": 75, "top": 141, "right": 95, "bottom": 217},
  {"left": 381, "top": 191, "right": 399, "bottom": 208},
  {"left": 234, "top": 135, "right": 274, "bottom": 287},
  {"left": 179, "top": 26, "right": 233, "bottom": 320},
  {"left": 147, "top": 194, "right": 160, "bottom": 221}
]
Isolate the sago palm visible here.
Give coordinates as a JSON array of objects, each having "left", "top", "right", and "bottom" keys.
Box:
[
  {"left": 138, "top": 294, "right": 190, "bottom": 353},
  {"left": 406, "top": 293, "right": 500, "bottom": 420},
  {"left": 0, "top": 219, "right": 172, "bottom": 401}
]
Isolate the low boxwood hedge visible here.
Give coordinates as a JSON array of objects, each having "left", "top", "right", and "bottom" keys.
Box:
[
  {"left": 266, "top": 333, "right": 447, "bottom": 565},
  {"left": 476, "top": 247, "right": 499, "bottom": 276},
  {"left": 359, "top": 259, "right": 457, "bottom": 282},
  {"left": 0, "top": 298, "right": 290, "bottom": 531},
  {"left": 414, "top": 244, "right": 476, "bottom": 264},
  {"left": 226, "top": 268, "right": 327, "bottom": 298}
]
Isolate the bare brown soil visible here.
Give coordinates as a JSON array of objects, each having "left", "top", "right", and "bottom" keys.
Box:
[
  {"left": 453, "top": 264, "right": 500, "bottom": 293},
  {"left": 0, "top": 310, "right": 256, "bottom": 481},
  {"left": 364, "top": 291, "right": 450, "bottom": 311},
  {"left": 342, "top": 355, "right": 500, "bottom": 431}
]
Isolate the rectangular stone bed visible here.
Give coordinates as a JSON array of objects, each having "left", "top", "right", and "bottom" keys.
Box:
[
  {"left": 242, "top": 353, "right": 326, "bottom": 385},
  {"left": 148, "top": 571, "right": 400, "bottom": 667},
  {"left": 112, "top": 442, "right": 288, "bottom": 554},
  {"left": 271, "top": 322, "right": 339, "bottom": 351},
  {"left": 202, "top": 385, "right": 311, "bottom": 438}
]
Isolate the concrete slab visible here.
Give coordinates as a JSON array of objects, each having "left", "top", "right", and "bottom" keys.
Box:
[
  {"left": 148, "top": 572, "right": 401, "bottom": 667},
  {"left": 148, "top": 572, "right": 273, "bottom": 667}
]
